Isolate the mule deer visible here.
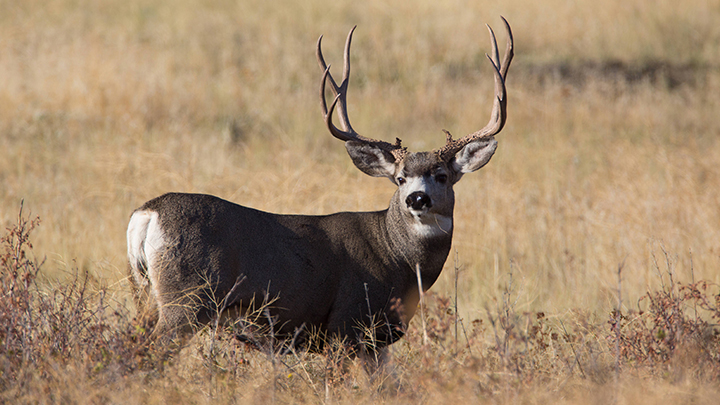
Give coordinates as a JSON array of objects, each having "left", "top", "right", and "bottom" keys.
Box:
[{"left": 127, "top": 18, "right": 513, "bottom": 356}]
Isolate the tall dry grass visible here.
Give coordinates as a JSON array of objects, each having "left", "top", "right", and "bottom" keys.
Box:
[{"left": 1, "top": 0, "right": 720, "bottom": 402}]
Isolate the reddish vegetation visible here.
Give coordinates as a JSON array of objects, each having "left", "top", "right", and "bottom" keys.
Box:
[{"left": 2, "top": 206, "right": 719, "bottom": 402}]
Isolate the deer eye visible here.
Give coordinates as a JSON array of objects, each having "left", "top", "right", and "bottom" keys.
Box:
[
  {"left": 435, "top": 174, "right": 448, "bottom": 184},
  {"left": 396, "top": 177, "right": 406, "bottom": 185}
]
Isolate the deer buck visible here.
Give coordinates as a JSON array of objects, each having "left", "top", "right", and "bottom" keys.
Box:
[{"left": 127, "top": 18, "right": 513, "bottom": 358}]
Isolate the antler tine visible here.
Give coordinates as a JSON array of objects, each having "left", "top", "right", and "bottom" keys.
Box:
[
  {"left": 499, "top": 16, "right": 514, "bottom": 78},
  {"left": 434, "top": 18, "right": 513, "bottom": 161},
  {"left": 321, "top": 68, "right": 353, "bottom": 142},
  {"left": 317, "top": 27, "right": 407, "bottom": 160},
  {"left": 317, "top": 27, "right": 355, "bottom": 134},
  {"left": 316, "top": 36, "right": 336, "bottom": 126},
  {"left": 488, "top": 24, "right": 501, "bottom": 71},
  {"left": 342, "top": 26, "right": 353, "bottom": 87}
]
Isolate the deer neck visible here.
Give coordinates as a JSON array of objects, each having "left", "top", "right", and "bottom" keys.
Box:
[{"left": 385, "top": 192, "right": 454, "bottom": 290}]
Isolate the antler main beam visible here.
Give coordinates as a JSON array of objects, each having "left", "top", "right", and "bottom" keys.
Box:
[
  {"left": 434, "top": 17, "right": 514, "bottom": 161},
  {"left": 317, "top": 27, "right": 407, "bottom": 161}
]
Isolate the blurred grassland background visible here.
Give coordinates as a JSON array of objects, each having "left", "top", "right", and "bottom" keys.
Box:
[{"left": 1, "top": 0, "right": 720, "bottom": 340}]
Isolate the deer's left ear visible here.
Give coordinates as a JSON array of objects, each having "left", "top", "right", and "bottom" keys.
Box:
[{"left": 451, "top": 137, "right": 498, "bottom": 176}]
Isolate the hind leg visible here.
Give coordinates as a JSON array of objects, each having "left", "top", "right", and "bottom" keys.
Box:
[
  {"left": 128, "top": 264, "right": 159, "bottom": 332},
  {"left": 147, "top": 281, "right": 214, "bottom": 346}
]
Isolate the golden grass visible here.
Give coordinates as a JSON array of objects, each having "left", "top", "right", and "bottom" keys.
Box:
[{"left": 1, "top": 0, "right": 720, "bottom": 402}]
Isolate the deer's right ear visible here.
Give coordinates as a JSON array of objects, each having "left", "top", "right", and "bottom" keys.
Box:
[{"left": 345, "top": 141, "right": 397, "bottom": 178}]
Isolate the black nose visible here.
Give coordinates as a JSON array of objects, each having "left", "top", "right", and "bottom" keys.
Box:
[{"left": 406, "top": 192, "right": 432, "bottom": 210}]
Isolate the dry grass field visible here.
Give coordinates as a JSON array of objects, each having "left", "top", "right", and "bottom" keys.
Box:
[{"left": 2, "top": 0, "right": 720, "bottom": 402}]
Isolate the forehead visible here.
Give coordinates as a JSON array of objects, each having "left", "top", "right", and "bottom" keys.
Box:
[{"left": 401, "top": 152, "right": 444, "bottom": 175}]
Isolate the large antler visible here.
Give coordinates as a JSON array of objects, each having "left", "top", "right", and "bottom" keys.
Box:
[
  {"left": 434, "top": 17, "right": 514, "bottom": 162},
  {"left": 317, "top": 27, "right": 407, "bottom": 161}
]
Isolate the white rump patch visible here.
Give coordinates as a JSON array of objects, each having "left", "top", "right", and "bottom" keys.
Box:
[
  {"left": 127, "top": 211, "right": 165, "bottom": 297},
  {"left": 411, "top": 213, "right": 453, "bottom": 238}
]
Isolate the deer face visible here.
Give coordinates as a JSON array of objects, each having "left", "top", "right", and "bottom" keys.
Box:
[
  {"left": 395, "top": 152, "right": 454, "bottom": 217},
  {"left": 394, "top": 152, "right": 456, "bottom": 238},
  {"left": 345, "top": 137, "right": 498, "bottom": 237}
]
